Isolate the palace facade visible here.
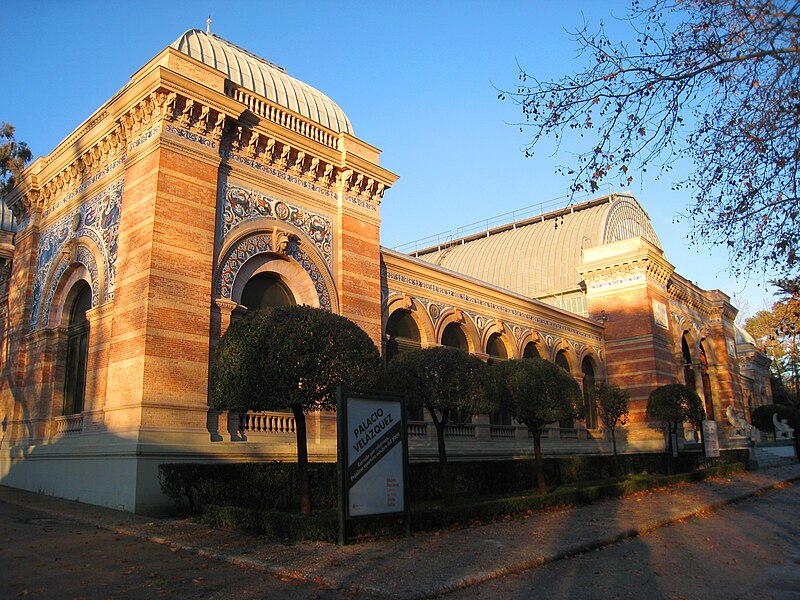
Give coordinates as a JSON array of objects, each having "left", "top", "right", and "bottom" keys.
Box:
[{"left": 0, "top": 30, "right": 771, "bottom": 513}]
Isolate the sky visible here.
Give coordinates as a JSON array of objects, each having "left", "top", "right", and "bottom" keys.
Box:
[{"left": 4, "top": 1, "right": 779, "bottom": 318}]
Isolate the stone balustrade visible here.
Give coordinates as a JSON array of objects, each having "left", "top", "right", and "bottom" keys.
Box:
[{"left": 54, "top": 414, "right": 83, "bottom": 435}]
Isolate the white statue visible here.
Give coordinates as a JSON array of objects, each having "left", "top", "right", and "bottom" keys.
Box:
[
  {"left": 773, "top": 412, "right": 795, "bottom": 440},
  {"left": 726, "top": 404, "right": 754, "bottom": 438}
]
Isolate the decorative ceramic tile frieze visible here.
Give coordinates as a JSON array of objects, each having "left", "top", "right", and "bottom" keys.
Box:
[
  {"left": 165, "top": 123, "right": 216, "bottom": 149},
  {"left": 216, "top": 232, "right": 331, "bottom": 311},
  {"left": 344, "top": 194, "right": 377, "bottom": 212},
  {"left": 30, "top": 179, "right": 123, "bottom": 328},
  {"left": 221, "top": 182, "right": 332, "bottom": 267},
  {"left": 127, "top": 126, "right": 160, "bottom": 152}
]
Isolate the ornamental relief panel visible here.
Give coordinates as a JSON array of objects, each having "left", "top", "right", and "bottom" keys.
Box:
[
  {"left": 221, "top": 182, "right": 332, "bottom": 268},
  {"left": 30, "top": 179, "right": 122, "bottom": 329}
]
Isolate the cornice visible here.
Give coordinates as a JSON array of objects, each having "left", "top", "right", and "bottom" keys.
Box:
[{"left": 579, "top": 237, "right": 674, "bottom": 294}]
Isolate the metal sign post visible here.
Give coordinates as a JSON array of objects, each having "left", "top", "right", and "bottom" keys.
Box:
[{"left": 337, "top": 388, "right": 409, "bottom": 545}]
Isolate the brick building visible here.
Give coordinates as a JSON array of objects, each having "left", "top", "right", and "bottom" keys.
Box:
[{"left": 0, "top": 30, "right": 771, "bottom": 513}]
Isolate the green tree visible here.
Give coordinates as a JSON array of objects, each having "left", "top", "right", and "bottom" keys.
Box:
[
  {"left": 503, "top": 1, "right": 800, "bottom": 277},
  {"left": 647, "top": 383, "right": 705, "bottom": 472},
  {"left": 494, "top": 358, "right": 583, "bottom": 495},
  {"left": 211, "top": 305, "right": 381, "bottom": 515},
  {"left": 744, "top": 278, "right": 800, "bottom": 406},
  {"left": 0, "top": 122, "right": 32, "bottom": 197},
  {"left": 594, "top": 382, "right": 630, "bottom": 476},
  {"left": 384, "top": 347, "right": 490, "bottom": 505}
]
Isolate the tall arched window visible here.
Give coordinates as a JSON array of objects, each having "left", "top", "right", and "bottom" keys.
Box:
[
  {"left": 581, "top": 357, "right": 598, "bottom": 429},
  {"left": 699, "top": 344, "right": 715, "bottom": 420},
  {"left": 385, "top": 309, "right": 421, "bottom": 363},
  {"left": 555, "top": 350, "right": 574, "bottom": 428},
  {"left": 441, "top": 322, "right": 468, "bottom": 351},
  {"left": 63, "top": 282, "right": 91, "bottom": 416},
  {"left": 241, "top": 272, "right": 296, "bottom": 310},
  {"left": 681, "top": 335, "right": 696, "bottom": 392}
]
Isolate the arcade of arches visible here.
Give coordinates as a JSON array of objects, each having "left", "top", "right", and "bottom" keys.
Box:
[{"left": 0, "top": 27, "right": 773, "bottom": 513}]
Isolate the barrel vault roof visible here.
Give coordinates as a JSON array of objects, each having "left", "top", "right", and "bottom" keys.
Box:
[{"left": 415, "top": 194, "right": 662, "bottom": 298}]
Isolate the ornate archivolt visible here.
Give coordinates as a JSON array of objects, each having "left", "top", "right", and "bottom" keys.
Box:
[
  {"left": 29, "top": 179, "right": 122, "bottom": 329},
  {"left": 383, "top": 293, "right": 436, "bottom": 348},
  {"left": 215, "top": 230, "right": 335, "bottom": 313}
]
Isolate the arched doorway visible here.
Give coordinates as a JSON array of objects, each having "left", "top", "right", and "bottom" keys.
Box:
[
  {"left": 63, "top": 281, "right": 91, "bottom": 416},
  {"left": 441, "top": 322, "right": 468, "bottom": 351},
  {"left": 385, "top": 309, "right": 421, "bottom": 363},
  {"left": 581, "top": 357, "right": 598, "bottom": 429},
  {"left": 240, "top": 272, "right": 296, "bottom": 310}
]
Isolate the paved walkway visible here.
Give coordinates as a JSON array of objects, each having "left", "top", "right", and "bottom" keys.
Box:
[{"left": 2, "top": 463, "right": 799, "bottom": 599}]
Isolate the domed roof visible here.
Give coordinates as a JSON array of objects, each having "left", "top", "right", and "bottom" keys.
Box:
[
  {"left": 170, "top": 29, "right": 353, "bottom": 135},
  {"left": 415, "top": 194, "right": 661, "bottom": 298},
  {"left": 735, "top": 325, "right": 757, "bottom": 346}
]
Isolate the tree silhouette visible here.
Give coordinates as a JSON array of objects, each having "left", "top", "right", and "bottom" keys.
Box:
[
  {"left": 494, "top": 358, "right": 583, "bottom": 495},
  {"left": 503, "top": 1, "right": 800, "bottom": 277},
  {"left": 1, "top": 122, "right": 32, "bottom": 197},
  {"left": 384, "top": 346, "right": 490, "bottom": 505},
  {"left": 211, "top": 305, "right": 381, "bottom": 515}
]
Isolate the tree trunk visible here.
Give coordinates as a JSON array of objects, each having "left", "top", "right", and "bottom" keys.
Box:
[
  {"left": 666, "top": 422, "right": 675, "bottom": 475},
  {"left": 292, "top": 405, "right": 312, "bottom": 516},
  {"left": 432, "top": 417, "right": 453, "bottom": 505},
  {"left": 610, "top": 427, "right": 620, "bottom": 477},
  {"left": 532, "top": 429, "right": 547, "bottom": 495}
]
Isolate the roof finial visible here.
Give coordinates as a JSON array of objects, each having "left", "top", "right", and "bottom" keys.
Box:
[{"left": 206, "top": 15, "right": 212, "bottom": 34}]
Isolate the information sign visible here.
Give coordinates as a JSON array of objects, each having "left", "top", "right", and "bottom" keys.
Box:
[
  {"left": 702, "top": 420, "right": 720, "bottom": 458},
  {"left": 337, "top": 389, "right": 409, "bottom": 543}
]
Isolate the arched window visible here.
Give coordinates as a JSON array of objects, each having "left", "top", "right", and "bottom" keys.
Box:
[
  {"left": 63, "top": 282, "right": 91, "bottom": 416},
  {"left": 523, "top": 342, "right": 541, "bottom": 359},
  {"left": 581, "top": 357, "right": 598, "bottom": 429},
  {"left": 441, "top": 322, "right": 468, "bottom": 351},
  {"left": 486, "top": 332, "right": 508, "bottom": 361},
  {"left": 699, "top": 344, "right": 714, "bottom": 420},
  {"left": 385, "top": 309, "right": 421, "bottom": 363},
  {"left": 241, "top": 273, "right": 296, "bottom": 310},
  {"left": 555, "top": 350, "right": 570, "bottom": 372}
]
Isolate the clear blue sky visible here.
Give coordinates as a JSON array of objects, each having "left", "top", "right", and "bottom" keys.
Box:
[{"left": 4, "top": 1, "right": 777, "bottom": 317}]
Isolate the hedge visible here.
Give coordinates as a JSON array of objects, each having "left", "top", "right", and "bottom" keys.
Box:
[
  {"left": 159, "top": 450, "right": 748, "bottom": 513},
  {"left": 194, "top": 463, "right": 747, "bottom": 541}
]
